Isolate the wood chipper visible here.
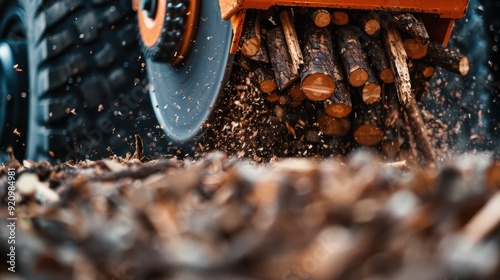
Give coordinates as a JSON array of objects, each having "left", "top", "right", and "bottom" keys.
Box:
[
  {"left": 0, "top": 0, "right": 470, "bottom": 162},
  {"left": 135, "top": 0, "right": 470, "bottom": 164}
]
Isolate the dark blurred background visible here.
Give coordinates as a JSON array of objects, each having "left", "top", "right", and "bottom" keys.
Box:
[{"left": 429, "top": 0, "right": 500, "bottom": 155}]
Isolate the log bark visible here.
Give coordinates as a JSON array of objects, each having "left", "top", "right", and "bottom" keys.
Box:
[
  {"left": 336, "top": 25, "right": 369, "bottom": 87},
  {"left": 331, "top": 10, "right": 349, "bottom": 26},
  {"left": 382, "top": 83, "right": 401, "bottom": 129},
  {"left": 425, "top": 41, "right": 470, "bottom": 76},
  {"left": 300, "top": 23, "right": 336, "bottom": 101},
  {"left": 383, "top": 23, "right": 412, "bottom": 107},
  {"left": 255, "top": 65, "right": 278, "bottom": 93},
  {"left": 280, "top": 10, "right": 304, "bottom": 71},
  {"left": 353, "top": 100, "right": 384, "bottom": 146},
  {"left": 366, "top": 39, "right": 394, "bottom": 84},
  {"left": 324, "top": 48, "right": 352, "bottom": 118},
  {"left": 265, "top": 26, "right": 299, "bottom": 90},
  {"left": 318, "top": 115, "right": 351, "bottom": 137},
  {"left": 240, "top": 11, "right": 269, "bottom": 63},
  {"left": 310, "top": 9, "right": 331, "bottom": 28},
  {"left": 382, "top": 84, "right": 401, "bottom": 159},
  {"left": 392, "top": 13, "right": 429, "bottom": 46},
  {"left": 362, "top": 67, "right": 381, "bottom": 104}
]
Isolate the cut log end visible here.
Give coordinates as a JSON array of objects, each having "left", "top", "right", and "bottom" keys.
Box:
[
  {"left": 364, "top": 19, "right": 380, "bottom": 36},
  {"left": 241, "top": 37, "right": 261, "bottom": 57},
  {"left": 260, "top": 80, "right": 278, "bottom": 94},
  {"left": 404, "top": 38, "right": 428, "bottom": 60},
  {"left": 318, "top": 115, "right": 351, "bottom": 136},
  {"left": 459, "top": 56, "right": 470, "bottom": 76},
  {"left": 354, "top": 125, "right": 384, "bottom": 146},
  {"left": 380, "top": 69, "right": 395, "bottom": 84},
  {"left": 266, "top": 92, "right": 280, "bottom": 102},
  {"left": 421, "top": 65, "right": 436, "bottom": 79},
  {"left": 311, "top": 9, "right": 331, "bottom": 28},
  {"left": 349, "top": 69, "right": 369, "bottom": 87},
  {"left": 331, "top": 11, "right": 349, "bottom": 26},
  {"left": 301, "top": 74, "right": 336, "bottom": 101},
  {"left": 325, "top": 103, "right": 352, "bottom": 118},
  {"left": 362, "top": 83, "right": 381, "bottom": 104}
]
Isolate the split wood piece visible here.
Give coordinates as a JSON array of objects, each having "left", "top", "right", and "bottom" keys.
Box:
[
  {"left": 279, "top": 9, "right": 304, "bottom": 71},
  {"left": 300, "top": 23, "right": 336, "bottom": 101},
  {"left": 288, "top": 82, "right": 307, "bottom": 108},
  {"left": 425, "top": 41, "right": 470, "bottom": 76},
  {"left": 240, "top": 11, "right": 269, "bottom": 63},
  {"left": 324, "top": 48, "right": 352, "bottom": 118},
  {"left": 132, "top": 134, "right": 144, "bottom": 160},
  {"left": 354, "top": 11, "right": 381, "bottom": 36},
  {"left": 403, "top": 38, "right": 428, "bottom": 60},
  {"left": 255, "top": 64, "right": 278, "bottom": 93},
  {"left": 366, "top": 39, "right": 394, "bottom": 84},
  {"left": 318, "top": 115, "right": 351, "bottom": 136},
  {"left": 309, "top": 8, "right": 331, "bottom": 28},
  {"left": 265, "top": 26, "right": 299, "bottom": 90},
  {"left": 362, "top": 67, "right": 381, "bottom": 104},
  {"left": 331, "top": 10, "right": 349, "bottom": 26},
  {"left": 353, "top": 100, "right": 384, "bottom": 146},
  {"left": 404, "top": 97, "right": 436, "bottom": 166},
  {"left": 383, "top": 23, "right": 412, "bottom": 107},
  {"left": 462, "top": 192, "right": 500, "bottom": 244},
  {"left": 392, "top": 13, "right": 429, "bottom": 46},
  {"left": 336, "top": 25, "right": 369, "bottom": 87}
]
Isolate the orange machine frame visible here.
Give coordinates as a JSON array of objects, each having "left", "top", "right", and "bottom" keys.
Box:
[{"left": 219, "top": 0, "right": 470, "bottom": 54}]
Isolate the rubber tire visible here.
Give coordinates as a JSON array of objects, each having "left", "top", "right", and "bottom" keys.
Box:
[{"left": 23, "top": 0, "right": 161, "bottom": 162}]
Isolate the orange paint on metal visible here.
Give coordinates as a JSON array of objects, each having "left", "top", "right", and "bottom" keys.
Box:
[
  {"left": 218, "top": 0, "right": 469, "bottom": 47},
  {"left": 230, "top": 10, "right": 247, "bottom": 54},
  {"left": 137, "top": 0, "right": 167, "bottom": 48},
  {"left": 219, "top": 0, "right": 469, "bottom": 20}
]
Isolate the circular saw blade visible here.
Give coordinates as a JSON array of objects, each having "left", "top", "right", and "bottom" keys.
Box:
[{"left": 147, "top": 1, "right": 233, "bottom": 145}]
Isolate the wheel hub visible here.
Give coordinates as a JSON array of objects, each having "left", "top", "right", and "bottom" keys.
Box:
[{"left": 138, "top": 0, "right": 199, "bottom": 65}]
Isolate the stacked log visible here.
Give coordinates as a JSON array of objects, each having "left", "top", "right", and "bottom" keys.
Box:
[{"left": 235, "top": 7, "right": 470, "bottom": 165}]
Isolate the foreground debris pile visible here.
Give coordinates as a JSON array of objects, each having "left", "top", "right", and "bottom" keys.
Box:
[{"left": 1, "top": 152, "right": 499, "bottom": 279}]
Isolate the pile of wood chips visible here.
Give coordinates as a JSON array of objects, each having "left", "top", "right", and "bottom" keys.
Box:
[
  {"left": 1, "top": 150, "right": 499, "bottom": 279},
  {"left": 226, "top": 8, "right": 470, "bottom": 166}
]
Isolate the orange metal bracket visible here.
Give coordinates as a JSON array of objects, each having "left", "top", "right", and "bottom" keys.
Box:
[{"left": 219, "top": 0, "right": 470, "bottom": 50}]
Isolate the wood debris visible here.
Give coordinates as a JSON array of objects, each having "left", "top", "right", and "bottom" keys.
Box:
[{"left": 1, "top": 152, "right": 498, "bottom": 279}]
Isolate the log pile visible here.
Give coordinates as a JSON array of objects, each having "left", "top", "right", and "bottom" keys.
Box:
[
  {"left": 1, "top": 151, "right": 499, "bottom": 279},
  {"left": 236, "top": 8, "right": 470, "bottom": 165}
]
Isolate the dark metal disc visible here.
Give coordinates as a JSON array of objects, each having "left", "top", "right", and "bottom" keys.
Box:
[{"left": 147, "top": 1, "right": 233, "bottom": 145}]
